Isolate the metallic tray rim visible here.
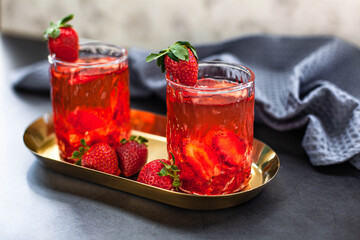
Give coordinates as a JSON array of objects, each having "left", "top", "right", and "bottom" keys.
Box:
[{"left": 23, "top": 110, "right": 280, "bottom": 210}]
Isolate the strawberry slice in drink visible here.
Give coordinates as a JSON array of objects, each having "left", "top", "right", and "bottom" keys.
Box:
[
  {"left": 68, "top": 108, "right": 105, "bottom": 134},
  {"left": 180, "top": 139, "right": 221, "bottom": 181},
  {"left": 208, "top": 130, "right": 247, "bottom": 166}
]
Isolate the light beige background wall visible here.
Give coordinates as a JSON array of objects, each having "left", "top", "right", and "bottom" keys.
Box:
[{"left": 1, "top": 0, "right": 360, "bottom": 49}]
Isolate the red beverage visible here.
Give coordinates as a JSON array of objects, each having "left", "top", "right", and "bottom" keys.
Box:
[
  {"left": 167, "top": 62, "right": 255, "bottom": 195},
  {"left": 49, "top": 43, "right": 130, "bottom": 162}
]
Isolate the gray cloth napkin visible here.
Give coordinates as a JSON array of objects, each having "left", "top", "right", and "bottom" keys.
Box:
[{"left": 13, "top": 35, "right": 360, "bottom": 169}]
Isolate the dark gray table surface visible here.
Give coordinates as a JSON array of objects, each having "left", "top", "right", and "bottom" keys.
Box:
[{"left": 0, "top": 34, "right": 359, "bottom": 240}]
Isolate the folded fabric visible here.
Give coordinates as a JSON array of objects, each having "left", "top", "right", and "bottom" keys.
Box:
[{"left": 12, "top": 35, "right": 360, "bottom": 169}]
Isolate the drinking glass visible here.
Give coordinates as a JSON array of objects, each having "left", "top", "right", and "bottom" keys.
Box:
[
  {"left": 166, "top": 61, "right": 255, "bottom": 195},
  {"left": 48, "top": 42, "right": 131, "bottom": 162}
]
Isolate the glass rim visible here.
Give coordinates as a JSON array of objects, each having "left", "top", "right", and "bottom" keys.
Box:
[
  {"left": 166, "top": 61, "right": 255, "bottom": 94},
  {"left": 48, "top": 42, "right": 128, "bottom": 68}
]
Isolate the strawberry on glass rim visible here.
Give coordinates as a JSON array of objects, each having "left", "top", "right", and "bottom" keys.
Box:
[
  {"left": 44, "top": 14, "right": 79, "bottom": 62},
  {"left": 146, "top": 41, "right": 199, "bottom": 86}
]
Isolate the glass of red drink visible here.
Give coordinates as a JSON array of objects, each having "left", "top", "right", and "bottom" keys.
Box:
[
  {"left": 49, "top": 42, "right": 130, "bottom": 162},
  {"left": 166, "top": 62, "right": 255, "bottom": 195}
]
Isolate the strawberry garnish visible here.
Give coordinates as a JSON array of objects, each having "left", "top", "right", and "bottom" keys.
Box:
[
  {"left": 116, "top": 135, "right": 149, "bottom": 177},
  {"left": 71, "top": 139, "right": 120, "bottom": 176},
  {"left": 146, "top": 41, "right": 199, "bottom": 86},
  {"left": 137, "top": 155, "right": 181, "bottom": 190},
  {"left": 44, "top": 14, "right": 79, "bottom": 62}
]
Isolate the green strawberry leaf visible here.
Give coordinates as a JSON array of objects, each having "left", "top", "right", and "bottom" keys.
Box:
[
  {"left": 120, "top": 135, "right": 149, "bottom": 147},
  {"left": 70, "top": 139, "right": 89, "bottom": 161},
  {"left": 75, "top": 159, "right": 82, "bottom": 166},
  {"left": 167, "top": 51, "right": 179, "bottom": 62},
  {"left": 156, "top": 57, "right": 162, "bottom": 67},
  {"left": 44, "top": 27, "right": 60, "bottom": 40},
  {"left": 160, "top": 160, "right": 171, "bottom": 169},
  {"left": 61, "top": 24, "right": 72, "bottom": 28},
  {"left": 171, "top": 152, "right": 176, "bottom": 163},
  {"left": 172, "top": 178, "right": 181, "bottom": 187},
  {"left": 59, "top": 14, "right": 74, "bottom": 26},
  {"left": 146, "top": 50, "right": 168, "bottom": 62},
  {"left": 160, "top": 56, "right": 166, "bottom": 73},
  {"left": 138, "top": 136, "right": 149, "bottom": 145},
  {"left": 80, "top": 139, "right": 88, "bottom": 147},
  {"left": 158, "top": 167, "right": 171, "bottom": 177},
  {"left": 170, "top": 165, "right": 180, "bottom": 172},
  {"left": 158, "top": 157, "right": 182, "bottom": 190},
  {"left": 176, "top": 41, "right": 198, "bottom": 61},
  {"left": 170, "top": 43, "right": 188, "bottom": 61},
  {"left": 188, "top": 46, "right": 199, "bottom": 61},
  {"left": 146, "top": 53, "right": 161, "bottom": 62},
  {"left": 71, "top": 151, "right": 81, "bottom": 159},
  {"left": 52, "top": 28, "right": 61, "bottom": 38}
]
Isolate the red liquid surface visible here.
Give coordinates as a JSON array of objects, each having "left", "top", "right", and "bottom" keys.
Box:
[
  {"left": 50, "top": 57, "right": 130, "bottom": 162},
  {"left": 167, "top": 79, "right": 254, "bottom": 195}
]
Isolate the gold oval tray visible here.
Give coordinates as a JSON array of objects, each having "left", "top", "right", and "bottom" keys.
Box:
[{"left": 23, "top": 110, "right": 280, "bottom": 210}]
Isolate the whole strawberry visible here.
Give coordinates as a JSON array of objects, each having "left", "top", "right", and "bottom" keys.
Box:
[
  {"left": 44, "top": 14, "right": 79, "bottom": 62},
  {"left": 137, "top": 157, "right": 181, "bottom": 190},
  {"left": 71, "top": 139, "right": 120, "bottom": 176},
  {"left": 146, "top": 41, "right": 199, "bottom": 86},
  {"left": 116, "top": 136, "right": 149, "bottom": 177}
]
